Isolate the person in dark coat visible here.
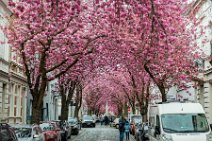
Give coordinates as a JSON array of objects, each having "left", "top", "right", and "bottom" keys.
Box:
[
  {"left": 104, "top": 116, "right": 109, "bottom": 125},
  {"left": 119, "top": 116, "right": 126, "bottom": 141}
]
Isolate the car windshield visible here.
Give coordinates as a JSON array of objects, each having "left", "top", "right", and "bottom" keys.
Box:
[
  {"left": 69, "top": 118, "right": 77, "bottom": 122},
  {"left": 15, "top": 128, "right": 31, "bottom": 138},
  {"left": 132, "top": 116, "right": 142, "bottom": 123},
  {"left": 134, "top": 118, "right": 142, "bottom": 124},
  {"left": 40, "top": 123, "right": 54, "bottom": 131},
  {"left": 69, "top": 118, "right": 77, "bottom": 125},
  {"left": 161, "top": 114, "right": 209, "bottom": 133},
  {"left": 83, "top": 116, "right": 93, "bottom": 120},
  {"left": 0, "top": 128, "right": 12, "bottom": 141}
]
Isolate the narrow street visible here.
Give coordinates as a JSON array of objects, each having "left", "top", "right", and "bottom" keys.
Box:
[{"left": 70, "top": 124, "right": 135, "bottom": 141}]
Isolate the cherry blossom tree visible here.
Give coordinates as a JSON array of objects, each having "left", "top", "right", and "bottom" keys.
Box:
[
  {"left": 94, "top": 0, "right": 201, "bottom": 102},
  {"left": 4, "top": 0, "right": 106, "bottom": 123},
  {"left": 3, "top": 0, "right": 203, "bottom": 124}
]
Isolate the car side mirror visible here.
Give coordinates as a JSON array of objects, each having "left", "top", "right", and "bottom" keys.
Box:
[
  {"left": 139, "top": 127, "right": 143, "bottom": 131},
  {"left": 155, "top": 126, "right": 160, "bottom": 135},
  {"left": 33, "top": 134, "right": 39, "bottom": 138}
]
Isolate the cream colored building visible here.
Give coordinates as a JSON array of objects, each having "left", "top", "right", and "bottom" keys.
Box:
[
  {"left": 158, "top": 0, "right": 212, "bottom": 124},
  {"left": 167, "top": 0, "right": 212, "bottom": 123},
  {"left": 187, "top": 0, "right": 212, "bottom": 124},
  {"left": 0, "top": 0, "right": 28, "bottom": 123}
]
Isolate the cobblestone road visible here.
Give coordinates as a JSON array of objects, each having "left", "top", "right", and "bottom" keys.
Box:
[{"left": 69, "top": 124, "right": 135, "bottom": 141}]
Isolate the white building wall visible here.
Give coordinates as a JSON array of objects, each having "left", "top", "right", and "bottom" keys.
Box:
[
  {"left": 194, "top": 0, "right": 212, "bottom": 124},
  {"left": 175, "top": 0, "right": 212, "bottom": 123},
  {"left": 0, "top": 0, "right": 11, "bottom": 123},
  {"left": 43, "top": 79, "right": 61, "bottom": 121},
  {"left": 0, "top": 0, "right": 28, "bottom": 124},
  {"left": 167, "top": 83, "right": 196, "bottom": 101}
]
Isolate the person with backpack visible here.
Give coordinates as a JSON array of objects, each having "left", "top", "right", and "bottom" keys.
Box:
[
  {"left": 119, "top": 116, "right": 126, "bottom": 141},
  {"left": 124, "top": 120, "right": 131, "bottom": 141}
]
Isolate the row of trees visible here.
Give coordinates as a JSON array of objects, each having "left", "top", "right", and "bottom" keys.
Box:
[{"left": 2, "top": 0, "right": 203, "bottom": 123}]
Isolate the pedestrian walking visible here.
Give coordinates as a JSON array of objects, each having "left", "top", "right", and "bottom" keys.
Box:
[
  {"left": 100, "top": 116, "right": 103, "bottom": 125},
  {"left": 124, "top": 120, "right": 131, "bottom": 141},
  {"left": 104, "top": 116, "right": 109, "bottom": 125},
  {"left": 119, "top": 116, "right": 125, "bottom": 141}
]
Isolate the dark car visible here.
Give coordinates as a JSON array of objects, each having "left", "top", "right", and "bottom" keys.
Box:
[
  {"left": 82, "top": 115, "right": 95, "bottom": 128},
  {"left": 136, "top": 122, "right": 149, "bottom": 141},
  {"left": 68, "top": 117, "right": 79, "bottom": 135},
  {"left": 0, "top": 123, "right": 18, "bottom": 141}
]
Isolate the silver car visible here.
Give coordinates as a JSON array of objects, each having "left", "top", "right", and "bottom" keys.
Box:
[{"left": 11, "top": 124, "right": 45, "bottom": 141}]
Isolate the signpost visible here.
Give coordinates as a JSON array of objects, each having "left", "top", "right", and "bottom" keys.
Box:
[{"left": 128, "top": 107, "right": 131, "bottom": 121}]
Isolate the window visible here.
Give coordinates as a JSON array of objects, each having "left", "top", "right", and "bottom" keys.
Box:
[
  {"left": 11, "top": 83, "right": 14, "bottom": 93},
  {"left": 15, "top": 85, "right": 17, "bottom": 94},
  {"left": 161, "top": 113, "right": 209, "bottom": 133},
  {"left": 14, "top": 96, "right": 17, "bottom": 105},
  {"left": 14, "top": 107, "right": 16, "bottom": 116},
  {"left": 21, "top": 108, "right": 23, "bottom": 116},
  {"left": 7, "top": 106, "right": 10, "bottom": 116}
]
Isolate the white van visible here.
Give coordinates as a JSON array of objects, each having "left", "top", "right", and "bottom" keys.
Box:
[{"left": 148, "top": 102, "right": 212, "bottom": 141}]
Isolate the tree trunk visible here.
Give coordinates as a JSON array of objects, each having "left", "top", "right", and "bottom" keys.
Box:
[
  {"left": 142, "top": 113, "right": 147, "bottom": 122},
  {"left": 132, "top": 103, "right": 135, "bottom": 114},
  {"left": 31, "top": 80, "right": 47, "bottom": 124},
  {"left": 74, "top": 82, "right": 82, "bottom": 120},
  {"left": 118, "top": 106, "right": 123, "bottom": 116},
  {"left": 60, "top": 92, "right": 69, "bottom": 120},
  {"left": 74, "top": 106, "right": 79, "bottom": 119},
  {"left": 123, "top": 104, "right": 128, "bottom": 117},
  {"left": 32, "top": 99, "right": 42, "bottom": 124},
  {"left": 59, "top": 80, "right": 76, "bottom": 120},
  {"left": 144, "top": 64, "right": 167, "bottom": 102},
  {"left": 158, "top": 84, "right": 166, "bottom": 102}
]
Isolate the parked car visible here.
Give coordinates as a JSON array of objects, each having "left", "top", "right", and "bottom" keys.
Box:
[
  {"left": 68, "top": 117, "right": 79, "bottom": 135},
  {"left": 51, "top": 120, "right": 71, "bottom": 141},
  {"left": 92, "top": 115, "right": 98, "bottom": 123},
  {"left": 11, "top": 124, "right": 45, "bottom": 141},
  {"left": 39, "top": 122, "right": 60, "bottom": 141},
  {"left": 82, "top": 115, "right": 95, "bottom": 128},
  {"left": 135, "top": 122, "right": 149, "bottom": 141},
  {"left": 0, "top": 123, "right": 18, "bottom": 141},
  {"left": 130, "top": 115, "right": 142, "bottom": 135},
  {"left": 111, "top": 118, "right": 119, "bottom": 129}
]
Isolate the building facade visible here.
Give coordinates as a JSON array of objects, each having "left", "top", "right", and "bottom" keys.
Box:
[
  {"left": 41, "top": 79, "right": 62, "bottom": 121},
  {"left": 0, "top": 0, "right": 11, "bottom": 122},
  {"left": 185, "top": 0, "right": 212, "bottom": 124},
  {"left": 167, "top": 0, "right": 212, "bottom": 123},
  {"left": 0, "top": 0, "right": 28, "bottom": 123}
]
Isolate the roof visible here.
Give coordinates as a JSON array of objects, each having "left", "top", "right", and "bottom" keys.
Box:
[{"left": 154, "top": 102, "right": 205, "bottom": 114}]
